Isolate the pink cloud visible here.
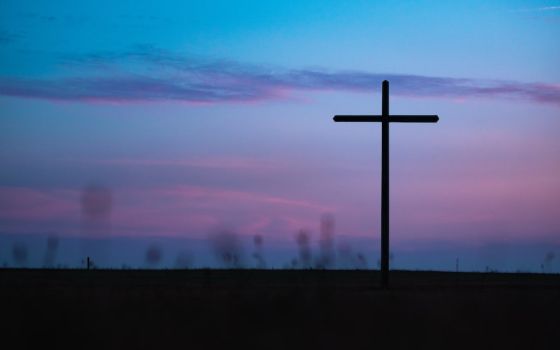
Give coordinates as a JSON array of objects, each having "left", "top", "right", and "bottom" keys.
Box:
[
  {"left": 0, "top": 184, "right": 332, "bottom": 239},
  {"left": 108, "top": 185, "right": 334, "bottom": 238},
  {"left": 0, "top": 187, "right": 78, "bottom": 221},
  {"left": 90, "top": 156, "right": 283, "bottom": 171},
  {"left": 388, "top": 134, "right": 560, "bottom": 243}
]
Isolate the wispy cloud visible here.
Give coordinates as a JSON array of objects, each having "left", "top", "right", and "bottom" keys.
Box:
[
  {"left": 514, "top": 5, "right": 560, "bottom": 12},
  {"left": 0, "top": 45, "right": 558, "bottom": 106},
  {"left": 511, "top": 4, "right": 560, "bottom": 22},
  {"left": 91, "top": 156, "right": 282, "bottom": 171},
  {"left": 0, "top": 30, "right": 23, "bottom": 45}
]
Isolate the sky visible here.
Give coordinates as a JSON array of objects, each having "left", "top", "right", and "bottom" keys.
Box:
[{"left": 0, "top": 0, "right": 559, "bottom": 271}]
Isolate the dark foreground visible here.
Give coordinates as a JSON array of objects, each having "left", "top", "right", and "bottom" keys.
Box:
[{"left": 1, "top": 269, "right": 559, "bottom": 349}]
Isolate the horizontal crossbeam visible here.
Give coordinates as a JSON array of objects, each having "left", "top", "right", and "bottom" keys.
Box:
[{"left": 333, "top": 115, "right": 439, "bottom": 123}]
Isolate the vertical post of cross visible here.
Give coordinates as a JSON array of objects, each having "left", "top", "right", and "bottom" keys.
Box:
[{"left": 381, "top": 80, "right": 390, "bottom": 288}]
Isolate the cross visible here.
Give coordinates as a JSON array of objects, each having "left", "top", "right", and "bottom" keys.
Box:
[{"left": 333, "top": 80, "right": 439, "bottom": 288}]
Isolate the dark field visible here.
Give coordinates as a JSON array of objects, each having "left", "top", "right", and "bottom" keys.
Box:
[{"left": 1, "top": 269, "right": 559, "bottom": 349}]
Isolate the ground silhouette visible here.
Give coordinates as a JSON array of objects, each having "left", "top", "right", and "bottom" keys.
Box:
[{"left": 1, "top": 269, "right": 559, "bottom": 349}]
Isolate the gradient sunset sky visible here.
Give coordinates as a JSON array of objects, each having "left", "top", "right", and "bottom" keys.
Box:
[{"left": 1, "top": 0, "right": 559, "bottom": 271}]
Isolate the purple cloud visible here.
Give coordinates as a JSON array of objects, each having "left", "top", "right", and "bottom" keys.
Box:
[{"left": 0, "top": 46, "right": 558, "bottom": 106}]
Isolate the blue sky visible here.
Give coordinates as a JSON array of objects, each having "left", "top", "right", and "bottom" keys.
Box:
[
  {"left": 1, "top": 0, "right": 559, "bottom": 80},
  {"left": 0, "top": 1, "right": 559, "bottom": 271}
]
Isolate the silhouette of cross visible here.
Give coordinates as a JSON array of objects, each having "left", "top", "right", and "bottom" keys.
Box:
[{"left": 333, "top": 80, "right": 439, "bottom": 288}]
